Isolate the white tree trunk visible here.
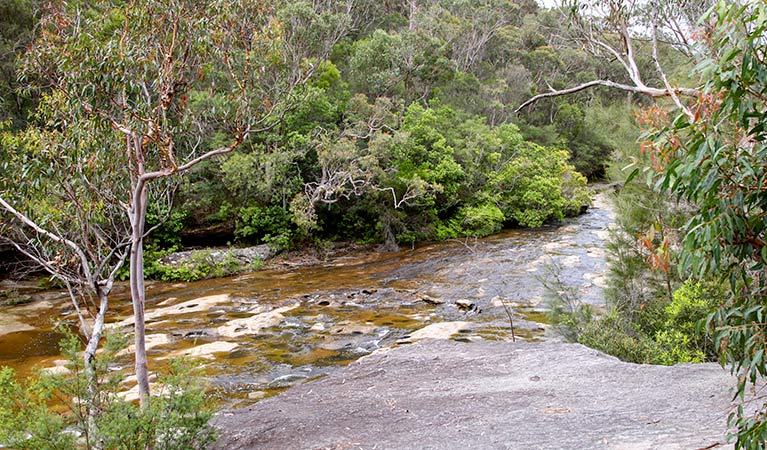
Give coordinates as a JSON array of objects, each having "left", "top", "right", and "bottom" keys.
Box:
[
  {"left": 129, "top": 182, "right": 151, "bottom": 408},
  {"left": 83, "top": 290, "right": 109, "bottom": 450}
]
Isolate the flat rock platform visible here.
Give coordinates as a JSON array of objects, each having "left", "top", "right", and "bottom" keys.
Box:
[{"left": 212, "top": 339, "right": 737, "bottom": 450}]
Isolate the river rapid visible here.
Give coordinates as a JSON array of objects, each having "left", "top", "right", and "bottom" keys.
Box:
[{"left": 0, "top": 191, "right": 615, "bottom": 408}]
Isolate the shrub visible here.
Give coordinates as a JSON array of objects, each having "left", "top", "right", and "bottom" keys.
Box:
[
  {"left": 495, "top": 142, "right": 589, "bottom": 227},
  {"left": 663, "top": 279, "right": 723, "bottom": 360},
  {"left": 0, "top": 327, "right": 216, "bottom": 450},
  {"left": 541, "top": 264, "right": 594, "bottom": 343},
  {"left": 146, "top": 207, "right": 187, "bottom": 253},
  {"left": 235, "top": 205, "right": 295, "bottom": 249},
  {"left": 455, "top": 203, "right": 505, "bottom": 237},
  {"left": 0, "top": 366, "right": 74, "bottom": 450},
  {"left": 146, "top": 250, "right": 248, "bottom": 282},
  {"left": 573, "top": 280, "right": 721, "bottom": 366},
  {"left": 545, "top": 261, "right": 718, "bottom": 365},
  {"left": 652, "top": 329, "right": 705, "bottom": 365},
  {"left": 97, "top": 359, "right": 216, "bottom": 450},
  {"left": 433, "top": 203, "right": 504, "bottom": 240},
  {"left": 578, "top": 312, "right": 665, "bottom": 364}
]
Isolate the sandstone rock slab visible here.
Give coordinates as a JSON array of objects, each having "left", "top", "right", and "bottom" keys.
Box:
[
  {"left": 213, "top": 340, "right": 739, "bottom": 450},
  {"left": 216, "top": 305, "right": 298, "bottom": 338},
  {"left": 398, "top": 321, "right": 472, "bottom": 344}
]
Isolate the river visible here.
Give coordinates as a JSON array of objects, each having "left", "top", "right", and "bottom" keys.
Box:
[{"left": 0, "top": 191, "right": 615, "bottom": 408}]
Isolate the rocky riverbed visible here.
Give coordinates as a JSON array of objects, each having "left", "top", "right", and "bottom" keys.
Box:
[{"left": 0, "top": 191, "right": 615, "bottom": 406}]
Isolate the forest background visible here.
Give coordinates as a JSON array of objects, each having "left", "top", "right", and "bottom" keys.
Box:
[{"left": 1, "top": 0, "right": 616, "bottom": 265}]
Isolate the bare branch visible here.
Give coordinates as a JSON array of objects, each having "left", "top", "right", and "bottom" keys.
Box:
[
  {"left": 64, "top": 280, "right": 91, "bottom": 339},
  {"left": 0, "top": 196, "right": 94, "bottom": 284},
  {"left": 372, "top": 185, "right": 423, "bottom": 209},
  {"left": 651, "top": 18, "right": 693, "bottom": 119},
  {"left": 521, "top": 0, "right": 704, "bottom": 113},
  {"left": 0, "top": 236, "right": 80, "bottom": 285},
  {"left": 516, "top": 79, "right": 698, "bottom": 112}
]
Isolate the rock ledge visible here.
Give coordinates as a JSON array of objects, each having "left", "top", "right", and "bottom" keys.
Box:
[{"left": 213, "top": 340, "right": 737, "bottom": 450}]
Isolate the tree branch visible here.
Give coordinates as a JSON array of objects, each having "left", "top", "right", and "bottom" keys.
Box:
[
  {"left": 651, "top": 20, "right": 693, "bottom": 119},
  {"left": 0, "top": 196, "right": 94, "bottom": 284},
  {"left": 515, "top": 79, "right": 698, "bottom": 112}
]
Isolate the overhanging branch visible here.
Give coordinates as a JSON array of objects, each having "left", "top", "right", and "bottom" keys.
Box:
[
  {"left": 0, "top": 196, "right": 94, "bottom": 284},
  {"left": 515, "top": 79, "right": 699, "bottom": 113}
]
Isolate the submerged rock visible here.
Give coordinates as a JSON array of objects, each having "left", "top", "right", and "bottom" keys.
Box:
[
  {"left": 247, "top": 391, "right": 268, "bottom": 401},
  {"left": 40, "top": 359, "right": 71, "bottom": 376},
  {"left": 268, "top": 373, "right": 309, "bottom": 387},
  {"left": 117, "top": 333, "right": 170, "bottom": 356},
  {"left": 0, "top": 315, "right": 34, "bottom": 336},
  {"left": 110, "top": 294, "right": 232, "bottom": 328},
  {"left": 418, "top": 294, "right": 444, "bottom": 305},
  {"left": 167, "top": 341, "right": 239, "bottom": 359},
  {"left": 1, "top": 290, "right": 32, "bottom": 306},
  {"left": 216, "top": 305, "right": 298, "bottom": 338},
  {"left": 455, "top": 299, "right": 475, "bottom": 311},
  {"left": 212, "top": 340, "right": 740, "bottom": 450},
  {"left": 309, "top": 322, "right": 326, "bottom": 332}
]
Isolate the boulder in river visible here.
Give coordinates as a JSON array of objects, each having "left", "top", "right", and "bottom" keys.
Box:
[
  {"left": 418, "top": 294, "right": 444, "bottom": 305},
  {"left": 212, "top": 340, "right": 741, "bottom": 450},
  {"left": 455, "top": 299, "right": 476, "bottom": 311},
  {"left": 157, "top": 245, "right": 278, "bottom": 279},
  {"left": 216, "top": 305, "right": 298, "bottom": 338}
]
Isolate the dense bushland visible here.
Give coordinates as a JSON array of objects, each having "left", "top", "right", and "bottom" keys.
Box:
[
  {"left": 5, "top": 0, "right": 767, "bottom": 448},
  {"left": 145, "top": 0, "right": 636, "bottom": 252}
]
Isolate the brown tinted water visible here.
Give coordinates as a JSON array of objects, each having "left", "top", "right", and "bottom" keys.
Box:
[{"left": 0, "top": 193, "right": 614, "bottom": 408}]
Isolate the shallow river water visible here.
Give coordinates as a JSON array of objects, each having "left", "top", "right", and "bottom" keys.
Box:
[{"left": 0, "top": 192, "right": 615, "bottom": 408}]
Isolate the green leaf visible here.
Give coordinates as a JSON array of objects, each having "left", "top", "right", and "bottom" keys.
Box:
[{"left": 624, "top": 167, "right": 640, "bottom": 184}]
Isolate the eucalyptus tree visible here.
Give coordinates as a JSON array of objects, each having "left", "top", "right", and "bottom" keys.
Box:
[
  {"left": 15, "top": 0, "right": 350, "bottom": 407},
  {"left": 0, "top": 0, "right": 38, "bottom": 127},
  {"left": 643, "top": 3, "right": 767, "bottom": 446},
  {"left": 436, "top": 0, "right": 524, "bottom": 74}
]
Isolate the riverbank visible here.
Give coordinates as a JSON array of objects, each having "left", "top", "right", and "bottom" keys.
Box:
[
  {"left": 212, "top": 339, "right": 736, "bottom": 450},
  {"left": 1, "top": 184, "right": 617, "bottom": 287}
]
